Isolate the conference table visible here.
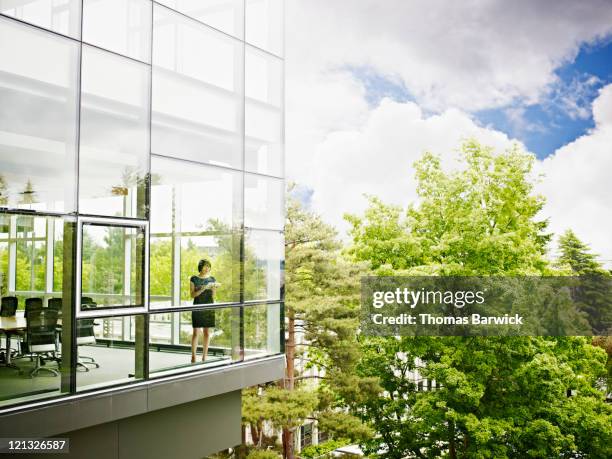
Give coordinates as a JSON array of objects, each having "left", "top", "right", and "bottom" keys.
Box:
[
  {"left": 0, "top": 316, "right": 27, "bottom": 371},
  {"left": 0, "top": 316, "right": 63, "bottom": 371}
]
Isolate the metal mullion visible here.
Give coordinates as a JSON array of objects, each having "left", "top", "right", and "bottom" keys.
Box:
[
  {"left": 0, "top": 14, "right": 154, "bottom": 67},
  {"left": 149, "top": 152, "right": 283, "bottom": 180},
  {"left": 81, "top": 41, "right": 152, "bottom": 67},
  {"left": 244, "top": 226, "right": 284, "bottom": 233},
  {"left": 243, "top": 299, "right": 282, "bottom": 307},
  {"left": 153, "top": 1, "right": 244, "bottom": 44},
  {"left": 0, "top": 13, "right": 80, "bottom": 43},
  {"left": 77, "top": 213, "right": 148, "bottom": 224},
  {"left": 151, "top": 301, "right": 243, "bottom": 315},
  {"left": 144, "top": 0, "right": 155, "bottom": 379},
  {"left": 239, "top": 0, "right": 246, "bottom": 361},
  {"left": 0, "top": 209, "right": 70, "bottom": 219},
  {"left": 45, "top": 218, "right": 54, "bottom": 295}
]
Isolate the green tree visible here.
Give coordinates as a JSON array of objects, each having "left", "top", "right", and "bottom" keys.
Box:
[
  {"left": 243, "top": 187, "right": 374, "bottom": 459},
  {"left": 346, "top": 140, "right": 612, "bottom": 458},
  {"left": 558, "top": 229, "right": 607, "bottom": 275},
  {"left": 346, "top": 140, "right": 551, "bottom": 276},
  {"left": 557, "top": 229, "right": 612, "bottom": 393}
]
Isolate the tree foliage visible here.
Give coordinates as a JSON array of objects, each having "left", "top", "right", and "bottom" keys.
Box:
[
  {"left": 346, "top": 140, "right": 612, "bottom": 458},
  {"left": 557, "top": 230, "right": 608, "bottom": 275},
  {"left": 243, "top": 186, "right": 374, "bottom": 458},
  {"left": 346, "top": 140, "right": 551, "bottom": 276}
]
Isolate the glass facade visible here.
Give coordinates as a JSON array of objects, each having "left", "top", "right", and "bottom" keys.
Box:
[{"left": 0, "top": 0, "right": 284, "bottom": 409}]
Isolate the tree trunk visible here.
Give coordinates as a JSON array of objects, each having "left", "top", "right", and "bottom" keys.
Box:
[
  {"left": 282, "top": 428, "right": 295, "bottom": 459},
  {"left": 448, "top": 420, "right": 457, "bottom": 459},
  {"left": 250, "top": 423, "right": 260, "bottom": 447},
  {"left": 283, "top": 311, "right": 296, "bottom": 458},
  {"left": 285, "top": 312, "right": 295, "bottom": 390}
]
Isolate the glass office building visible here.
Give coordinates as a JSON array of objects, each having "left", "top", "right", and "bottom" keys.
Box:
[{"left": 0, "top": 1, "right": 284, "bottom": 456}]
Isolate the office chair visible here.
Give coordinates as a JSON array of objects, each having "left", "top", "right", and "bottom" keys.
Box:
[
  {"left": 47, "top": 298, "right": 62, "bottom": 312},
  {"left": 25, "top": 297, "right": 43, "bottom": 318},
  {"left": 77, "top": 301, "right": 100, "bottom": 371},
  {"left": 0, "top": 296, "right": 18, "bottom": 317},
  {"left": 24, "top": 309, "right": 59, "bottom": 377}
]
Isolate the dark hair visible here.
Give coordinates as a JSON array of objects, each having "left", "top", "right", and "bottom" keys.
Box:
[{"left": 198, "top": 259, "right": 211, "bottom": 273}]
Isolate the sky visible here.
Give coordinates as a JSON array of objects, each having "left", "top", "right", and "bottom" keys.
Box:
[{"left": 284, "top": 0, "right": 612, "bottom": 266}]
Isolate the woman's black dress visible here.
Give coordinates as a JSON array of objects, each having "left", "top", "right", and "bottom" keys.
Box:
[{"left": 191, "top": 275, "right": 216, "bottom": 328}]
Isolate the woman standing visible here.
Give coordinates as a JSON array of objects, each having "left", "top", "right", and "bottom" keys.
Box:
[{"left": 190, "top": 259, "right": 217, "bottom": 363}]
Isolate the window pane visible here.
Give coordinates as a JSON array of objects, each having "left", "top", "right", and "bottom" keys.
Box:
[
  {"left": 150, "top": 156, "right": 242, "bottom": 307},
  {"left": 0, "top": 17, "right": 79, "bottom": 213},
  {"left": 53, "top": 219, "right": 64, "bottom": 292},
  {"left": 245, "top": 0, "right": 283, "bottom": 56},
  {"left": 151, "top": 156, "right": 243, "bottom": 234},
  {"left": 0, "top": 0, "right": 81, "bottom": 39},
  {"left": 79, "top": 46, "right": 150, "bottom": 219},
  {"left": 149, "top": 236, "right": 172, "bottom": 306},
  {"left": 152, "top": 4, "right": 244, "bottom": 169},
  {"left": 15, "top": 215, "right": 46, "bottom": 292},
  {"left": 0, "top": 214, "right": 8, "bottom": 295},
  {"left": 149, "top": 307, "right": 240, "bottom": 375},
  {"left": 0, "top": 213, "right": 74, "bottom": 408},
  {"left": 77, "top": 314, "right": 145, "bottom": 391},
  {"left": 82, "top": 0, "right": 152, "bottom": 63},
  {"left": 244, "top": 230, "right": 282, "bottom": 301},
  {"left": 245, "top": 173, "right": 283, "bottom": 230},
  {"left": 156, "top": 0, "right": 244, "bottom": 38},
  {"left": 81, "top": 224, "right": 145, "bottom": 308},
  {"left": 244, "top": 303, "right": 281, "bottom": 359},
  {"left": 245, "top": 46, "right": 282, "bottom": 176},
  {"left": 180, "top": 233, "right": 240, "bottom": 305}
]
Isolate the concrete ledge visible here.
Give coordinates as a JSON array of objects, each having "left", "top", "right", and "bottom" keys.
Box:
[{"left": 0, "top": 355, "right": 285, "bottom": 437}]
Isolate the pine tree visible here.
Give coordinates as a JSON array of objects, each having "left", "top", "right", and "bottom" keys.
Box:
[
  {"left": 242, "top": 186, "right": 374, "bottom": 458},
  {"left": 558, "top": 229, "right": 606, "bottom": 275},
  {"left": 19, "top": 179, "right": 37, "bottom": 205}
]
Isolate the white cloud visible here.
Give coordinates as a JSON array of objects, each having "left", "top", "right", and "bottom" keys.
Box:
[
  {"left": 537, "top": 84, "right": 612, "bottom": 265},
  {"left": 286, "top": 0, "right": 612, "bottom": 112},
  {"left": 305, "top": 99, "right": 515, "bottom": 236},
  {"left": 284, "top": 0, "right": 612, "bottom": 264}
]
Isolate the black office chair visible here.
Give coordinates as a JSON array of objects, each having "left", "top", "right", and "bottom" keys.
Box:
[
  {"left": 25, "top": 298, "right": 43, "bottom": 318},
  {"left": 76, "top": 318, "right": 100, "bottom": 371},
  {"left": 77, "top": 300, "right": 99, "bottom": 371},
  {"left": 81, "top": 297, "right": 95, "bottom": 306},
  {"left": 47, "top": 298, "right": 62, "bottom": 312},
  {"left": 24, "top": 309, "right": 59, "bottom": 377},
  {"left": 0, "top": 296, "right": 19, "bottom": 360},
  {"left": 0, "top": 296, "right": 18, "bottom": 317}
]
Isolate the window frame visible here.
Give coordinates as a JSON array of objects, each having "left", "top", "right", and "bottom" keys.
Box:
[{"left": 76, "top": 216, "right": 149, "bottom": 318}]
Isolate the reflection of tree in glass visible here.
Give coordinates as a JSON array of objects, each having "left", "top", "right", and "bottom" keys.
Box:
[
  {"left": 149, "top": 238, "right": 172, "bottom": 298},
  {"left": 0, "top": 174, "right": 8, "bottom": 206},
  {"left": 18, "top": 179, "right": 37, "bottom": 205},
  {"left": 148, "top": 215, "right": 269, "bottom": 349},
  {"left": 0, "top": 242, "right": 8, "bottom": 294},
  {"left": 81, "top": 227, "right": 127, "bottom": 304},
  {"left": 52, "top": 223, "right": 64, "bottom": 292},
  {"left": 15, "top": 218, "right": 45, "bottom": 292}
]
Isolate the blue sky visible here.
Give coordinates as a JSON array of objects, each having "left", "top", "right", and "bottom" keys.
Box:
[
  {"left": 349, "top": 40, "right": 612, "bottom": 160},
  {"left": 477, "top": 39, "right": 612, "bottom": 159}
]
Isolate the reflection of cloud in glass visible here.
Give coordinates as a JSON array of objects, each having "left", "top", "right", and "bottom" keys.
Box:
[
  {"left": 0, "top": 16, "right": 79, "bottom": 212},
  {"left": 150, "top": 156, "right": 241, "bottom": 234},
  {"left": 151, "top": 5, "right": 243, "bottom": 169},
  {"left": 78, "top": 45, "right": 150, "bottom": 218}
]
